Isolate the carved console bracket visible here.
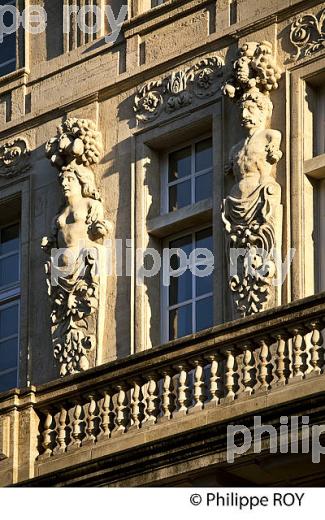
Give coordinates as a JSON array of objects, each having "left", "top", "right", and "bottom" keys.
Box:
[
  {"left": 0, "top": 137, "right": 30, "bottom": 177},
  {"left": 42, "top": 118, "right": 110, "bottom": 377},
  {"left": 221, "top": 41, "right": 283, "bottom": 318},
  {"left": 134, "top": 55, "right": 224, "bottom": 122},
  {"left": 290, "top": 8, "right": 325, "bottom": 60}
]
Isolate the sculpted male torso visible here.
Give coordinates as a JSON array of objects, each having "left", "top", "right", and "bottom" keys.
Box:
[{"left": 227, "top": 89, "right": 282, "bottom": 199}]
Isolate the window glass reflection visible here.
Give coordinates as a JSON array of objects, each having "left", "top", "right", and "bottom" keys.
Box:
[
  {"left": 169, "top": 304, "right": 192, "bottom": 340},
  {"left": 168, "top": 146, "right": 191, "bottom": 182},
  {"left": 196, "top": 296, "right": 213, "bottom": 331},
  {"left": 195, "top": 138, "right": 212, "bottom": 172}
]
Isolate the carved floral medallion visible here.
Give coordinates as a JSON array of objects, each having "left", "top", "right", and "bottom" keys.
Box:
[
  {"left": 134, "top": 56, "right": 224, "bottom": 122},
  {"left": 0, "top": 137, "right": 30, "bottom": 177}
]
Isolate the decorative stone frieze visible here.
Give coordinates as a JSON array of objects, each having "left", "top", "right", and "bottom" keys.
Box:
[
  {"left": 222, "top": 42, "right": 283, "bottom": 317},
  {"left": 134, "top": 55, "right": 224, "bottom": 122},
  {"left": 42, "top": 118, "right": 111, "bottom": 377},
  {"left": 290, "top": 8, "right": 325, "bottom": 60},
  {"left": 0, "top": 137, "right": 30, "bottom": 177}
]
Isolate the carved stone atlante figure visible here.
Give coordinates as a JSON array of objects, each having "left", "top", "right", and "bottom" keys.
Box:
[
  {"left": 227, "top": 88, "right": 282, "bottom": 199},
  {"left": 222, "top": 42, "right": 283, "bottom": 317},
  {"left": 42, "top": 118, "right": 110, "bottom": 376}
]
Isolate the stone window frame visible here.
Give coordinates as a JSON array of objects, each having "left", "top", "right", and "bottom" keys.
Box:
[
  {"left": 0, "top": 179, "right": 30, "bottom": 388},
  {"left": 132, "top": 99, "right": 225, "bottom": 354},
  {"left": 290, "top": 55, "right": 325, "bottom": 299}
]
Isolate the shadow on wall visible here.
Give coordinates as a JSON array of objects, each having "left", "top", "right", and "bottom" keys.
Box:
[
  {"left": 31, "top": 142, "right": 61, "bottom": 384},
  {"left": 44, "top": 0, "right": 64, "bottom": 61}
]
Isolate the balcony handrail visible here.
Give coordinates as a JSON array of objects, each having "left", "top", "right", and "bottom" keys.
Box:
[{"left": 28, "top": 291, "right": 325, "bottom": 408}]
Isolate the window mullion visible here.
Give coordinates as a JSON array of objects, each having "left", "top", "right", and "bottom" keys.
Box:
[{"left": 192, "top": 231, "right": 196, "bottom": 333}]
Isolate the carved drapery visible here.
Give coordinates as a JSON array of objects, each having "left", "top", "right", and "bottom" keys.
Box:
[
  {"left": 0, "top": 137, "right": 30, "bottom": 177},
  {"left": 134, "top": 55, "right": 224, "bottom": 122},
  {"left": 42, "top": 118, "right": 110, "bottom": 377},
  {"left": 290, "top": 8, "right": 325, "bottom": 60},
  {"left": 221, "top": 41, "right": 283, "bottom": 317}
]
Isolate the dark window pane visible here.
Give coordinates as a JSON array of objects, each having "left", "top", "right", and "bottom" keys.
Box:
[
  {"left": 169, "top": 180, "right": 191, "bottom": 211},
  {"left": 195, "top": 138, "right": 212, "bottom": 172},
  {"left": 169, "top": 234, "right": 192, "bottom": 304},
  {"left": 195, "top": 172, "right": 212, "bottom": 202},
  {"left": 169, "top": 234, "right": 192, "bottom": 257},
  {"left": 0, "top": 223, "right": 19, "bottom": 255},
  {"left": 3, "top": 9, "right": 15, "bottom": 28},
  {"left": 0, "top": 369, "right": 17, "bottom": 393},
  {"left": 195, "top": 228, "right": 213, "bottom": 251},
  {"left": 0, "top": 58, "right": 15, "bottom": 76},
  {"left": 168, "top": 146, "right": 191, "bottom": 182},
  {"left": 0, "top": 253, "right": 19, "bottom": 286},
  {"left": 0, "top": 337, "right": 18, "bottom": 372},
  {"left": 196, "top": 296, "right": 213, "bottom": 331},
  {"left": 169, "top": 304, "right": 192, "bottom": 340},
  {"left": 196, "top": 268, "right": 213, "bottom": 297},
  {"left": 169, "top": 270, "right": 192, "bottom": 306},
  {"left": 0, "top": 32, "right": 16, "bottom": 72},
  {"left": 0, "top": 303, "right": 18, "bottom": 339}
]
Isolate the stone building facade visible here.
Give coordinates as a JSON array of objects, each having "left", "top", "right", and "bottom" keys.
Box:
[{"left": 0, "top": 0, "right": 325, "bottom": 486}]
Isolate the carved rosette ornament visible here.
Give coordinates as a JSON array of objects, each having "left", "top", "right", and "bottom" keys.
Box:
[
  {"left": 0, "top": 137, "right": 30, "bottom": 177},
  {"left": 221, "top": 42, "right": 283, "bottom": 317},
  {"left": 42, "top": 118, "right": 111, "bottom": 377},
  {"left": 290, "top": 8, "right": 325, "bottom": 60},
  {"left": 134, "top": 56, "right": 224, "bottom": 122}
]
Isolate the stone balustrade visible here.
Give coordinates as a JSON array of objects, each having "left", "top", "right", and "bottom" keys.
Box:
[
  {"left": 34, "top": 292, "right": 325, "bottom": 460},
  {"left": 0, "top": 292, "right": 324, "bottom": 485}
]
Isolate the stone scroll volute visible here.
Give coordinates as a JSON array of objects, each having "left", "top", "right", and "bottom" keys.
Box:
[
  {"left": 42, "top": 118, "right": 111, "bottom": 377},
  {"left": 221, "top": 41, "right": 283, "bottom": 318}
]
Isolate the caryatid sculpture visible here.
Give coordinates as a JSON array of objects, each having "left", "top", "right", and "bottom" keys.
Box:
[
  {"left": 222, "top": 42, "right": 283, "bottom": 317},
  {"left": 42, "top": 118, "right": 111, "bottom": 376}
]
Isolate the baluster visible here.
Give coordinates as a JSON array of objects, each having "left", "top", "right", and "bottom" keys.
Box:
[
  {"left": 242, "top": 345, "right": 253, "bottom": 395},
  {"left": 204, "top": 354, "right": 220, "bottom": 408},
  {"left": 275, "top": 334, "right": 286, "bottom": 385},
  {"left": 258, "top": 340, "right": 270, "bottom": 390},
  {"left": 309, "top": 321, "right": 323, "bottom": 375},
  {"left": 143, "top": 374, "right": 158, "bottom": 426},
  {"left": 292, "top": 328, "right": 304, "bottom": 379},
  {"left": 112, "top": 385, "right": 127, "bottom": 436},
  {"left": 99, "top": 391, "right": 111, "bottom": 440},
  {"left": 130, "top": 380, "right": 141, "bottom": 430},
  {"left": 68, "top": 402, "right": 82, "bottom": 449},
  {"left": 53, "top": 406, "right": 67, "bottom": 454},
  {"left": 158, "top": 370, "right": 172, "bottom": 422},
  {"left": 224, "top": 349, "right": 235, "bottom": 401},
  {"left": 85, "top": 395, "right": 96, "bottom": 443},
  {"left": 174, "top": 365, "right": 188, "bottom": 417},
  {"left": 40, "top": 411, "right": 53, "bottom": 458},
  {"left": 189, "top": 359, "right": 205, "bottom": 413}
]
